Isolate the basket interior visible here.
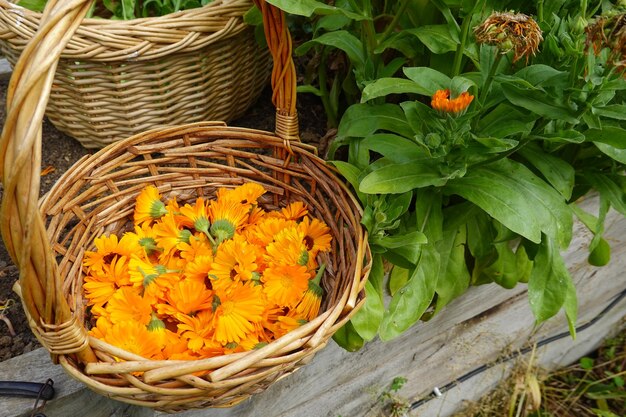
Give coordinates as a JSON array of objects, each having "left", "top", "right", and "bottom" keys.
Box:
[{"left": 40, "top": 122, "right": 364, "bottom": 358}]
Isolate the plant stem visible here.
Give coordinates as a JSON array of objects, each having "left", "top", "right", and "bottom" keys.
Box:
[
  {"left": 380, "top": 0, "right": 410, "bottom": 43},
  {"left": 537, "top": 0, "right": 544, "bottom": 23},
  {"left": 318, "top": 50, "right": 338, "bottom": 128},
  {"left": 452, "top": 10, "right": 473, "bottom": 77},
  {"left": 480, "top": 51, "right": 503, "bottom": 105},
  {"left": 581, "top": 0, "right": 588, "bottom": 20}
]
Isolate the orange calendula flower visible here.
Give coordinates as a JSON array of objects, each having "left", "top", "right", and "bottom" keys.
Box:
[
  {"left": 157, "top": 279, "right": 213, "bottom": 319},
  {"left": 210, "top": 236, "right": 259, "bottom": 291},
  {"left": 208, "top": 199, "right": 249, "bottom": 244},
  {"left": 299, "top": 217, "right": 332, "bottom": 256},
  {"left": 153, "top": 213, "right": 193, "bottom": 256},
  {"left": 243, "top": 217, "right": 295, "bottom": 248},
  {"left": 279, "top": 201, "right": 309, "bottom": 221},
  {"left": 122, "top": 224, "right": 162, "bottom": 259},
  {"left": 431, "top": 89, "right": 474, "bottom": 116},
  {"left": 178, "top": 310, "right": 215, "bottom": 353},
  {"left": 83, "top": 234, "right": 138, "bottom": 272},
  {"left": 128, "top": 255, "right": 180, "bottom": 299},
  {"left": 271, "top": 315, "right": 307, "bottom": 340},
  {"left": 88, "top": 315, "right": 113, "bottom": 340},
  {"left": 212, "top": 282, "right": 266, "bottom": 344},
  {"left": 262, "top": 264, "right": 310, "bottom": 308},
  {"left": 179, "top": 234, "right": 213, "bottom": 262},
  {"left": 105, "top": 286, "right": 153, "bottom": 325},
  {"left": 217, "top": 182, "right": 266, "bottom": 208},
  {"left": 295, "top": 264, "right": 325, "bottom": 321},
  {"left": 83, "top": 255, "right": 131, "bottom": 306},
  {"left": 134, "top": 185, "right": 168, "bottom": 226},
  {"left": 184, "top": 254, "right": 214, "bottom": 283},
  {"left": 103, "top": 320, "right": 162, "bottom": 359},
  {"left": 179, "top": 197, "right": 211, "bottom": 234},
  {"left": 265, "top": 226, "right": 309, "bottom": 267}
]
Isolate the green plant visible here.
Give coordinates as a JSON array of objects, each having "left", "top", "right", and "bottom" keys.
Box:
[
  {"left": 264, "top": 0, "right": 492, "bottom": 128},
  {"left": 17, "top": 0, "right": 213, "bottom": 19},
  {"left": 314, "top": 0, "right": 626, "bottom": 348}
]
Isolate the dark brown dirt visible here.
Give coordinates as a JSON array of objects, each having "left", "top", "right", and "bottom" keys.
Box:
[{"left": 0, "top": 77, "right": 328, "bottom": 362}]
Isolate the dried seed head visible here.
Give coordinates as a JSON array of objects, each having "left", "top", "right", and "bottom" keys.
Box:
[
  {"left": 474, "top": 11, "right": 543, "bottom": 63},
  {"left": 585, "top": 11, "right": 626, "bottom": 73}
]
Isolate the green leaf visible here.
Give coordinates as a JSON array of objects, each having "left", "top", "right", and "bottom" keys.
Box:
[
  {"left": 586, "top": 173, "right": 626, "bottom": 216},
  {"left": 594, "top": 142, "right": 626, "bottom": 164},
  {"left": 580, "top": 357, "right": 594, "bottom": 370},
  {"left": 314, "top": 13, "right": 352, "bottom": 32},
  {"left": 434, "top": 226, "right": 470, "bottom": 313},
  {"left": 332, "top": 321, "right": 364, "bottom": 351},
  {"left": 121, "top": 0, "right": 136, "bottom": 19},
  {"left": 585, "top": 126, "right": 626, "bottom": 149},
  {"left": 15, "top": 0, "right": 46, "bottom": 11},
  {"left": 243, "top": 5, "right": 262, "bottom": 25},
  {"left": 402, "top": 67, "right": 452, "bottom": 96},
  {"left": 361, "top": 78, "right": 431, "bottom": 102},
  {"left": 337, "top": 104, "right": 413, "bottom": 139},
  {"left": 370, "top": 231, "right": 428, "bottom": 249},
  {"left": 484, "top": 242, "right": 520, "bottom": 289},
  {"left": 296, "top": 85, "right": 323, "bottom": 96},
  {"left": 528, "top": 235, "right": 572, "bottom": 324},
  {"left": 296, "top": 31, "right": 365, "bottom": 67},
  {"left": 389, "top": 266, "right": 410, "bottom": 296},
  {"left": 501, "top": 83, "right": 579, "bottom": 124},
  {"left": 446, "top": 159, "right": 572, "bottom": 245},
  {"left": 450, "top": 76, "right": 476, "bottom": 96},
  {"left": 466, "top": 210, "right": 496, "bottom": 259},
  {"left": 472, "top": 137, "right": 519, "bottom": 153},
  {"left": 592, "top": 104, "right": 626, "bottom": 121},
  {"left": 331, "top": 160, "right": 366, "bottom": 204},
  {"left": 360, "top": 134, "right": 428, "bottom": 163},
  {"left": 518, "top": 144, "right": 575, "bottom": 200},
  {"left": 588, "top": 237, "right": 611, "bottom": 267},
  {"left": 477, "top": 104, "right": 535, "bottom": 138},
  {"left": 350, "top": 256, "right": 384, "bottom": 341},
  {"left": 538, "top": 130, "right": 586, "bottom": 144},
  {"left": 265, "top": 0, "right": 366, "bottom": 19},
  {"left": 360, "top": 161, "right": 447, "bottom": 194},
  {"left": 405, "top": 25, "right": 458, "bottom": 54},
  {"left": 379, "top": 245, "right": 440, "bottom": 341},
  {"left": 515, "top": 64, "right": 568, "bottom": 87}
]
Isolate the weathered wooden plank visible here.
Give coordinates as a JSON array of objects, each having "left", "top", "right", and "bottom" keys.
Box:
[
  {"left": 1, "top": 196, "right": 624, "bottom": 417},
  {"left": 0, "top": 58, "right": 11, "bottom": 80}
]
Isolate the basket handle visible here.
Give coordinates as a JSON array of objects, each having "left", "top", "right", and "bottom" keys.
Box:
[
  {"left": 253, "top": 0, "right": 300, "bottom": 142},
  {"left": 0, "top": 0, "right": 298, "bottom": 362}
]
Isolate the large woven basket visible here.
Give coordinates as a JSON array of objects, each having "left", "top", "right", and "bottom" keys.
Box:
[
  {"left": 0, "top": 0, "right": 370, "bottom": 412},
  {"left": 0, "top": 0, "right": 271, "bottom": 149}
]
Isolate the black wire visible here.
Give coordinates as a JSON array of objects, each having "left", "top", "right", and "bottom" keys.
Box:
[{"left": 410, "top": 287, "right": 626, "bottom": 410}]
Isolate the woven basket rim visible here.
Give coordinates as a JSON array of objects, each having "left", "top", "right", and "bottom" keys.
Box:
[{"left": 0, "top": 0, "right": 250, "bottom": 26}]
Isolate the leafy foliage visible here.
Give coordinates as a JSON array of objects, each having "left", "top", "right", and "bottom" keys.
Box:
[{"left": 264, "top": 0, "right": 626, "bottom": 348}]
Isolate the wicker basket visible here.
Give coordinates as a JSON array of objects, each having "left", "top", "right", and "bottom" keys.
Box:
[
  {"left": 0, "top": 0, "right": 271, "bottom": 149},
  {"left": 0, "top": 0, "right": 370, "bottom": 412}
]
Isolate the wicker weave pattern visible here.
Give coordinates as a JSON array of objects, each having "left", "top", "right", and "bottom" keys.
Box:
[
  {"left": 36, "top": 122, "right": 369, "bottom": 410},
  {"left": 0, "top": 0, "right": 370, "bottom": 411},
  {"left": 0, "top": 0, "right": 271, "bottom": 148}
]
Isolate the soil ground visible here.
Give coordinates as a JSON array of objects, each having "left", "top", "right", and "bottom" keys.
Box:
[{"left": 0, "top": 76, "right": 329, "bottom": 362}]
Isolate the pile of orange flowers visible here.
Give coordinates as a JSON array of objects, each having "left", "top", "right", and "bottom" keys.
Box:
[{"left": 82, "top": 183, "right": 332, "bottom": 360}]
